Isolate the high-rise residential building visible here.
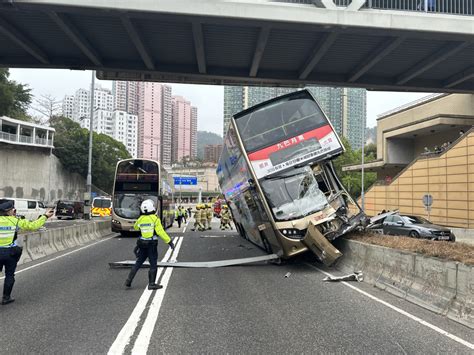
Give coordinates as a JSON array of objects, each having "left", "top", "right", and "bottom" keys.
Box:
[
  {"left": 223, "top": 85, "right": 366, "bottom": 149},
  {"left": 112, "top": 81, "right": 139, "bottom": 115},
  {"left": 62, "top": 95, "right": 74, "bottom": 120},
  {"left": 137, "top": 82, "right": 173, "bottom": 166},
  {"left": 172, "top": 95, "right": 197, "bottom": 163},
  {"left": 72, "top": 88, "right": 90, "bottom": 123},
  {"left": 204, "top": 144, "right": 223, "bottom": 163},
  {"left": 70, "top": 86, "right": 114, "bottom": 126},
  {"left": 92, "top": 109, "right": 113, "bottom": 135},
  {"left": 191, "top": 106, "right": 198, "bottom": 159},
  {"left": 112, "top": 110, "right": 138, "bottom": 157}
]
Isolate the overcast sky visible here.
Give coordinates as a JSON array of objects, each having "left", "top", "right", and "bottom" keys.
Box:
[{"left": 10, "top": 68, "right": 430, "bottom": 136}]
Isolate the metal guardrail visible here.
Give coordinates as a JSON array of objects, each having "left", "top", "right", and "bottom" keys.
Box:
[
  {"left": 275, "top": 0, "right": 474, "bottom": 15},
  {"left": 0, "top": 131, "right": 53, "bottom": 147}
]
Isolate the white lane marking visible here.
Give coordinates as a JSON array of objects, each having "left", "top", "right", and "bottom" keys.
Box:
[
  {"left": 107, "top": 237, "right": 180, "bottom": 355},
  {"left": 183, "top": 219, "right": 189, "bottom": 233},
  {"left": 307, "top": 264, "right": 474, "bottom": 350},
  {"left": 0, "top": 235, "right": 116, "bottom": 280},
  {"left": 132, "top": 236, "right": 184, "bottom": 354}
]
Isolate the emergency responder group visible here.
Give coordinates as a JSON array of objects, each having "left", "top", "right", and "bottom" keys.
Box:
[
  {"left": 190, "top": 203, "right": 232, "bottom": 231},
  {"left": 0, "top": 199, "right": 54, "bottom": 305}
]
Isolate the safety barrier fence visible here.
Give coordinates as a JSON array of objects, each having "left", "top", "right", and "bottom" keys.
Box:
[
  {"left": 0, "top": 131, "right": 54, "bottom": 147},
  {"left": 335, "top": 238, "right": 474, "bottom": 329},
  {"left": 276, "top": 0, "right": 474, "bottom": 15},
  {"left": 15, "top": 220, "right": 112, "bottom": 265}
]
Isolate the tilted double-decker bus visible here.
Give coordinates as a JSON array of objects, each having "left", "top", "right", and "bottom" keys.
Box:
[
  {"left": 111, "top": 159, "right": 174, "bottom": 236},
  {"left": 217, "top": 90, "right": 365, "bottom": 265}
]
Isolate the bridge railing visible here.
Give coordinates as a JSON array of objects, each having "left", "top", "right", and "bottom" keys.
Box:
[
  {"left": 0, "top": 131, "right": 54, "bottom": 147},
  {"left": 275, "top": 0, "right": 474, "bottom": 15}
]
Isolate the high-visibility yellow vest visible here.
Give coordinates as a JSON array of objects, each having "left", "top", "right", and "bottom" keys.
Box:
[
  {"left": 0, "top": 215, "right": 47, "bottom": 247},
  {"left": 133, "top": 214, "right": 171, "bottom": 243}
]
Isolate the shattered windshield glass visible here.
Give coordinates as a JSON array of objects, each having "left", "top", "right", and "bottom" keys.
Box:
[{"left": 260, "top": 166, "right": 328, "bottom": 221}]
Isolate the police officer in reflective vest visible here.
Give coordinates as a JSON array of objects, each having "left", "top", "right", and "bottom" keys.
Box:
[
  {"left": 0, "top": 199, "right": 54, "bottom": 305},
  {"left": 125, "top": 199, "right": 175, "bottom": 290}
]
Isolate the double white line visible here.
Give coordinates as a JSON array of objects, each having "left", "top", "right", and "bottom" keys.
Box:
[{"left": 108, "top": 236, "right": 183, "bottom": 355}]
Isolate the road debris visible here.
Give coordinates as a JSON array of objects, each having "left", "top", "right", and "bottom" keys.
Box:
[
  {"left": 284, "top": 272, "right": 291, "bottom": 278},
  {"left": 323, "top": 271, "right": 363, "bottom": 282}
]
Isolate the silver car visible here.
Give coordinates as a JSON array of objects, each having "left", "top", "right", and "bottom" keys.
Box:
[{"left": 382, "top": 214, "right": 455, "bottom": 241}]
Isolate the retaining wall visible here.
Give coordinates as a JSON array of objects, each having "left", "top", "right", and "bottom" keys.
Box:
[
  {"left": 16, "top": 220, "right": 112, "bottom": 265},
  {"left": 335, "top": 239, "right": 474, "bottom": 329}
]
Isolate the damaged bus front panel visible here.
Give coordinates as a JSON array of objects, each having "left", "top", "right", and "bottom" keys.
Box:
[{"left": 217, "top": 90, "right": 364, "bottom": 265}]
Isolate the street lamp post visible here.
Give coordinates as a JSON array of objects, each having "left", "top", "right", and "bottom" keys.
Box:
[{"left": 85, "top": 70, "right": 95, "bottom": 220}]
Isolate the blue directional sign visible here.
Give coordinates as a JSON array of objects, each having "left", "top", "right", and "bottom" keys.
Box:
[{"left": 173, "top": 176, "right": 197, "bottom": 186}]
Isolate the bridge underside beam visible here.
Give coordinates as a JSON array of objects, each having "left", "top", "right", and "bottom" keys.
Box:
[
  {"left": 192, "top": 22, "right": 207, "bottom": 74},
  {"left": 396, "top": 41, "right": 470, "bottom": 85},
  {"left": 121, "top": 16, "right": 155, "bottom": 70},
  {"left": 444, "top": 67, "right": 474, "bottom": 88},
  {"left": 348, "top": 37, "right": 405, "bottom": 83},
  {"left": 249, "top": 26, "right": 270, "bottom": 78},
  {"left": 298, "top": 32, "right": 338, "bottom": 80},
  {"left": 0, "top": 2, "right": 473, "bottom": 93},
  {"left": 0, "top": 15, "right": 50, "bottom": 64},
  {"left": 48, "top": 11, "right": 103, "bottom": 66}
]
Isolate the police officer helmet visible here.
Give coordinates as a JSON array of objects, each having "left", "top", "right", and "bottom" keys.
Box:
[
  {"left": 140, "top": 199, "right": 156, "bottom": 214},
  {"left": 0, "top": 199, "right": 14, "bottom": 213},
  {"left": 223, "top": 205, "right": 228, "bottom": 209}
]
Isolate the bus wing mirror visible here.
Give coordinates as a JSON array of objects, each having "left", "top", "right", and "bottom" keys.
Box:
[{"left": 248, "top": 178, "right": 255, "bottom": 187}]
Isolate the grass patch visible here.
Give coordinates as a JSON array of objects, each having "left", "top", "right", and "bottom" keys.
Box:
[{"left": 346, "top": 232, "right": 474, "bottom": 266}]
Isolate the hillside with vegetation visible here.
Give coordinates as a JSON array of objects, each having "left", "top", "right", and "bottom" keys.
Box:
[{"left": 197, "top": 131, "right": 223, "bottom": 160}]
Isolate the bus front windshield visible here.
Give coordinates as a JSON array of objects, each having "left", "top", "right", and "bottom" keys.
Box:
[
  {"left": 260, "top": 166, "right": 327, "bottom": 221},
  {"left": 113, "top": 193, "right": 158, "bottom": 219}
]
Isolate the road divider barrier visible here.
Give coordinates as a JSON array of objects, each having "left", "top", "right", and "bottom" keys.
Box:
[
  {"left": 18, "top": 221, "right": 112, "bottom": 266},
  {"left": 335, "top": 239, "right": 474, "bottom": 329}
]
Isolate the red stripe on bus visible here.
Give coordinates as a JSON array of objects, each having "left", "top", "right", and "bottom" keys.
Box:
[{"left": 248, "top": 125, "right": 333, "bottom": 161}]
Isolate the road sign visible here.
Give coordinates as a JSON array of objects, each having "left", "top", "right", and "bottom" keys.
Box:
[
  {"left": 422, "top": 194, "right": 433, "bottom": 207},
  {"left": 173, "top": 176, "right": 197, "bottom": 186}
]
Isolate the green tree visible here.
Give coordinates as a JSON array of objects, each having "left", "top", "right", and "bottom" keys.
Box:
[
  {"left": 333, "top": 137, "right": 377, "bottom": 199},
  {"left": 0, "top": 68, "right": 32, "bottom": 121},
  {"left": 51, "top": 116, "right": 131, "bottom": 193}
]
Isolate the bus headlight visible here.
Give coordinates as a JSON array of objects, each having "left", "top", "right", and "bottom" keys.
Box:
[
  {"left": 112, "top": 219, "right": 121, "bottom": 225},
  {"left": 280, "top": 228, "right": 306, "bottom": 239}
]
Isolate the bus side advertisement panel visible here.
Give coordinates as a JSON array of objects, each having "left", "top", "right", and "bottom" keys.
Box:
[{"left": 247, "top": 125, "right": 342, "bottom": 179}]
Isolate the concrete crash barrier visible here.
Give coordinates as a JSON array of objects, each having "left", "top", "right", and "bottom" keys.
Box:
[
  {"left": 335, "top": 239, "right": 474, "bottom": 329},
  {"left": 17, "top": 221, "right": 112, "bottom": 266}
]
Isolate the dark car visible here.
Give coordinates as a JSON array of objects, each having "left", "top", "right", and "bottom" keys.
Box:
[
  {"left": 382, "top": 214, "right": 455, "bottom": 241},
  {"left": 55, "top": 200, "right": 84, "bottom": 220}
]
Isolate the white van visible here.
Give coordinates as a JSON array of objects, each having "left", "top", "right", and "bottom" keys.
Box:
[{"left": 4, "top": 198, "right": 46, "bottom": 220}]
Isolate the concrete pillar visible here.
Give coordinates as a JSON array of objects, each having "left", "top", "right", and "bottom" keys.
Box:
[
  {"left": 33, "top": 127, "right": 36, "bottom": 144},
  {"left": 16, "top": 124, "right": 20, "bottom": 143}
]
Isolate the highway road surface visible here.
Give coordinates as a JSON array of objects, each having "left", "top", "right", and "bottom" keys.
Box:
[{"left": 2, "top": 219, "right": 473, "bottom": 354}]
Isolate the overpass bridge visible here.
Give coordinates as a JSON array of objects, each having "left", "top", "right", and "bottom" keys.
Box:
[{"left": 0, "top": 0, "right": 473, "bottom": 92}]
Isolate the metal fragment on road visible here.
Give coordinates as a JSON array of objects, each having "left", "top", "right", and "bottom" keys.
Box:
[
  {"left": 200, "top": 235, "right": 235, "bottom": 238},
  {"left": 323, "top": 271, "right": 363, "bottom": 282},
  {"left": 284, "top": 272, "right": 291, "bottom": 278},
  {"left": 109, "top": 254, "right": 280, "bottom": 268}
]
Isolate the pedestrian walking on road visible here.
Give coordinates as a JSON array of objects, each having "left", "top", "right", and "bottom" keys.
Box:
[
  {"left": 0, "top": 199, "right": 54, "bottom": 305},
  {"left": 125, "top": 200, "right": 175, "bottom": 290},
  {"left": 180, "top": 206, "right": 187, "bottom": 224}
]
